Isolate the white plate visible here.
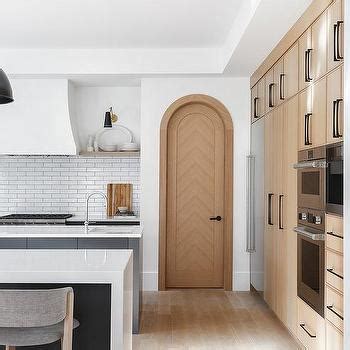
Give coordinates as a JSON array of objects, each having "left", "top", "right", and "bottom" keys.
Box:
[{"left": 97, "top": 125, "right": 133, "bottom": 151}]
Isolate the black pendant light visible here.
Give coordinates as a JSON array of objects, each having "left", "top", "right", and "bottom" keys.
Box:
[{"left": 0, "top": 69, "right": 14, "bottom": 104}]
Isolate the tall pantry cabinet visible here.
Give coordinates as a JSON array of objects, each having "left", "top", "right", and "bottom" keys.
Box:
[{"left": 250, "top": 0, "right": 344, "bottom": 349}]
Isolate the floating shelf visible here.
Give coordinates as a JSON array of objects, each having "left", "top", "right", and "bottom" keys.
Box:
[{"left": 79, "top": 151, "right": 140, "bottom": 158}]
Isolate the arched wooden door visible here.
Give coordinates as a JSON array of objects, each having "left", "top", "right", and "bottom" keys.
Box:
[{"left": 159, "top": 95, "right": 233, "bottom": 290}]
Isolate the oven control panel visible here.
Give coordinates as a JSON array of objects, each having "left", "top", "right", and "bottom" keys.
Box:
[{"left": 298, "top": 208, "right": 325, "bottom": 231}]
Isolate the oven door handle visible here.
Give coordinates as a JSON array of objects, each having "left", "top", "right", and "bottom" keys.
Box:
[
  {"left": 293, "top": 160, "right": 327, "bottom": 169},
  {"left": 294, "top": 226, "right": 325, "bottom": 241}
]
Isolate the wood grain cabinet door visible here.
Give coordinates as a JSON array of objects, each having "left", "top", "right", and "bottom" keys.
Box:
[
  {"left": 273, "top": 59, "right": 284, "bottom": 106},
  {"left": 327, "top": 65, "right": 343, "bottom": 143},
  {"left": 284, "top": 43, "right": 299, "bottom": 99},
  {"left": 327, "top": 0, "right": 343, "bottom": 71},
  {"left": 251, "top": 83, "right": 259, "bottom": 123},
  {"left": 311, "top": 12, "right": 327, "bottom": 81},
  {"left": 166, "top": 103, "right": 225, "bottom": 288},
  {"left": 299, "top": 28, "right": 312, "bottom": 91}
]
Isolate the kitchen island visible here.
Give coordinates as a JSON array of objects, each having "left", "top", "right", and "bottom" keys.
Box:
[
  {"left": 0, "top": 249, "right": 133, "bottom": 350},
  {"left": 0, "top": 225, "right": 143, "bottom": 334}
]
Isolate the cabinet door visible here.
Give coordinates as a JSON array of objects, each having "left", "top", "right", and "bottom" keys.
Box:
[
  {"left": 326, "top": 321, "right": 343, "bottom": 350},
  {"left": 298, "top": 86, "right": 312, "bottom": 150},
  {"left": 258, "top": 77, "right": 266, "bottom": 117},
  {"left": 273, "top": 59, "right": 284, "bottom": 106},
  {"left": 264, "top": 111, "right": 277, "bottom": 310},
  {"left": 284, "top": 43, "right": 299, "bottom": 99},
  {"left": 311, "top": 77, "right": 327, "bottom": 147},
  {"left": 265, "top": 68, "right": 275, "bottom": 113},
  {"left": 299, "top": 28, "right": 312, "bottom": 91},
  {"left": 327, "top": 0, "right": 344, "bottom": 71},
  {"left": 280, "top": 96, "right": 298, "bottom": 334},
  {"left": 327, "top": 66, "right": 343, "bottom": 143},
  {"left": 251, "top": 84, "right": 259, "bottom": 123},
  {"left": 311, "top": 12, "right": 327, "bottom": 81}
]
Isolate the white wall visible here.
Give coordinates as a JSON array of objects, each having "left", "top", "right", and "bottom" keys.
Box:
[
  {"left": 73, "top": 86, "right": 141, "bottom": 150},
  {"left": 140, "top": 77, "right": 251, "bottom": 291}
]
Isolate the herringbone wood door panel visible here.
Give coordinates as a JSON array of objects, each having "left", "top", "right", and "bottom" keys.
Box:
[{"left": 166, "top": 103, "right": 225, "bottom": 288}]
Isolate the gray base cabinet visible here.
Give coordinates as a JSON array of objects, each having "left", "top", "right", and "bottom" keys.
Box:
[{"left": 0, "top": 236, "right": 143, "bottom": 334}]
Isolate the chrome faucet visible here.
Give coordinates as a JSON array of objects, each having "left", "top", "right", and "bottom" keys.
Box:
[{"left": 85, "top": 192, "right": 107, "bottom": 233}]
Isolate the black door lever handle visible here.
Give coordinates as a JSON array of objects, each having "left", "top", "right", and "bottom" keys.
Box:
[{"left": 210, "top": 216, "right": 222, "bottom": 221}]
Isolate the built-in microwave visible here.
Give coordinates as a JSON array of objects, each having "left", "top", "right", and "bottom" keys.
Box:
[
  {"left": 326, "top": 142, "right": 343, "bottom": 216},
  {"left": 294, "top": 146, "right": 326, "bottom": 211}
]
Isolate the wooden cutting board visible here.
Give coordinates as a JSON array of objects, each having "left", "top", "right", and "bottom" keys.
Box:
[{"left": 107, "top": 183, "right": 133, "bottom": 216}]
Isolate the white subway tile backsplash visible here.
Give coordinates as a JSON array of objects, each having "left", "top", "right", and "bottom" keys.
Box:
[{"left": 0, "top": 156, "right": 140, "bottom": 216}]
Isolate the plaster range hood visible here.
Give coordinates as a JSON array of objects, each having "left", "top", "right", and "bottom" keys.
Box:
[{"left": 0, "top": 79, "right": 79, "bottom": 155}]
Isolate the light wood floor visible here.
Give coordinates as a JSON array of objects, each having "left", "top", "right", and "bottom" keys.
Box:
[{"left": 133, "top": 290, "right": 300, "bottom": 350}]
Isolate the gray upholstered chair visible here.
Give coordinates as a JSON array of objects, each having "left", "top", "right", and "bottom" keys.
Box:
[{"left": 0, "top": 288, "right": 79, "bottom": 350}]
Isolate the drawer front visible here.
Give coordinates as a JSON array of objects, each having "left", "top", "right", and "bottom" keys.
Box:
[
  {"left": 77, "top": 238, "right": 128, "bottom": 249},
  {"left": 27, "top": 238, "right": 78, "bottom": 249},
  {"left": 0, "top": 238, "right": 27, "bottom": 249},
  {"left": 326, "top": 286, "right": 343, "bottom": 332},
  {"left": 326, "top": 215, "right": 343, "bottom": 253},
  {"left": 297, "top": 297, "right": 325, "bottom": 350},
  {"left": 326, "top": 321, "right": 343, "bottom": 350},
  {"left": 326, "top": 250, "right": 343, "bottom": 293}
]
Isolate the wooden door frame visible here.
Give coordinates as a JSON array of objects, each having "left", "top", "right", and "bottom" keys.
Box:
[{"left": 158, "top": 94, "right": 233, "bottom": 291}]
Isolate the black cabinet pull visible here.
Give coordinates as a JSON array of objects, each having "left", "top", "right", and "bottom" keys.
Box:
[
  {"left": 304, "top": 113, "right": 312, "bottom": 145},
  {"left": 279, "top": 74, "right": 285, "bottom": 100},
  {"left": 268, "top": 193, "right": 274, "bottom": 225},
  {"left": 327, "top": 268, "right": 343, "bottom": 280},
  {"left": 333, "top": 23, "right": 340, "bottom": 62},
  {"left": 278, "top": 194, "right": 284, "bottom": 230},
  {"left": 327, "top": 231, "right": 343, "bottom": 239},
  {"left": 299, "top": 323, "right": 316, "bottom": 338},
  {"left": 209, "top": 216, "right": 222, "bottom": 221},
  {"left": 336, "top": 21, "right": 344, "bottom": 60},
  {"left": 327, "top": 305, "right": 344, "bottom": 320},
  {"left": 335, "top": 98, "right": 343, "bottom": 137},
  {"left": 332, "top": 100, "right": 337, "bottom": 138},
  {"left": 304, "top": 49, "right": 312, "bottom": 82},
  {"left": 253, "top": 97, "right": 259, "bottom": 118},
  {"left": 268, "top": 83, "right": 275, "bottom": 108}
]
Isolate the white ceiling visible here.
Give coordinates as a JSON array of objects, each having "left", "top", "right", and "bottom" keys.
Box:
[
  {"left": 0, "top": 0, "right": 243, "bottom": 48},
  {"left": 1, "top": 0, "right": 313, "bottom": 81}
]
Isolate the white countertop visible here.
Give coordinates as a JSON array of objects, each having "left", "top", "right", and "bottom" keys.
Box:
[{"left": 0, "top": 225, "right": 143, "bottom": 238}]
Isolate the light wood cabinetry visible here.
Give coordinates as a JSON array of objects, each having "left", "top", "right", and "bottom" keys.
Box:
[
  {"left": 326, "top": 320, "right": 343, "bottom": 350},
  {"left": 311, "top": 12, "right": 328, "bottom": 81},
  {"left": 297, "top": 297, "right": 325, "bottom": 350},
  {"left": 299, "top": 28, "right": 312, "bottom": 91},
  {"left": 325, "top": 286, "right": 343, "bottom": 332},
  {"left": 251, "top": 2, "right": 345, "bottom": 350},
  {"left": 327, "top": 0, "right": 343, "bottom": 71},
  {"left": 265, "top": 69, "right": 275, "bottom": 113},
  {"left": 283, "top": 43, "right": 299, "bottom": 99},
  {"left": 273, "top": 59, "right": 284, "bottom": 106},
  {"left": 326, "top": 214, "right": 343, "bottom": 253},
  {"left": 299, "top": 77, "right": 327, "bottom": 150},
  {"left": 326, "top": 66, "right": 343, "bottom": 143},
  {"left": 251, "top": 78, "right": 266, "bottom": 122},
  {"left": 264, "top": 97, "right": 298, "bottom": 335}
]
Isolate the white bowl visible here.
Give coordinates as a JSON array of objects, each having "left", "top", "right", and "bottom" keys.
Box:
[{"left": 121, "top": 142, "right": 139, "bottom": 150}]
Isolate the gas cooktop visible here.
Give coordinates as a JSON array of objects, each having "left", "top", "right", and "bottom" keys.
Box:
[{"left": 0, "top": 214, "right": 73, "bottom": 225}]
